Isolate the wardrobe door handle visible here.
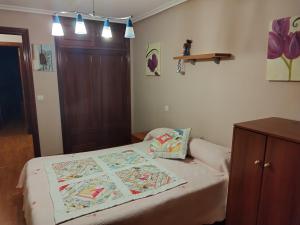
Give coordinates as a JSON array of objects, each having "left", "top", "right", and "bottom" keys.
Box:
[
  {"left": 254, "top": 160, "right": 261, "bottom": 165},
  {"left": 264, "top": 162, "right": 271, "bottom": 168}
]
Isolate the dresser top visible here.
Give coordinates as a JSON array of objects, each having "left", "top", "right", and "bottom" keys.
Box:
[{"left": 235, "top": 117, "right": 300, "bottom": 144}]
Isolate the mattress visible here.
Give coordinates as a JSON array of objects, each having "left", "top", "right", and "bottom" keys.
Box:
[{"left": 18, "top": 141, "right": 228, "bottom": 225}]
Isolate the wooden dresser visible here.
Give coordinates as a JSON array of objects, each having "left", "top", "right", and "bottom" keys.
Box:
[
  {"left": 131, "top": 131, "right": 148, "bottom": 143},
  {"left": 226, "top": 117, "right": 300, "bottom": 225}
]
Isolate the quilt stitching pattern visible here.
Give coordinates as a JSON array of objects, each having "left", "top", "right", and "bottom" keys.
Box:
[
  {"left": 59, "top": 175, "right": 124, "bottom": 213},
  {"left": 45, "top": 149, "right": 186, "bottom": 224},
  {"left": 98, "top": 149, "right": 148, "bottom": 170},
  {"left": 116, "top": 165, "right": 173, "bottom": 195},
  {"left": 52, "top": 157, "right": 103, "bottom": 182}
]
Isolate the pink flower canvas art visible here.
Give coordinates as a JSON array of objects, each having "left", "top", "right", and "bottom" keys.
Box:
[{"left": 267, "top": 16, "right": 300, "bottom": 81}]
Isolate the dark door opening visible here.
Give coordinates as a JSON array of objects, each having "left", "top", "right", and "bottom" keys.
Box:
[
  {"left": 0, "top": 46, "right": 27, "bottom": 135},
  {"left": 0, "top": 27, "right": 41, "bottom": 157}
]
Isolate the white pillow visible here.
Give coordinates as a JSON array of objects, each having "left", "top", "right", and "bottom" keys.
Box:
[{"left": 189, "top": 138, "right": 231, "bottom": 175}]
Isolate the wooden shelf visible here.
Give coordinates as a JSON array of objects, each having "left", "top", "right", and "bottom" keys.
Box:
[{"left": 173, "top": 53, "right": 232, "bottom": 64}]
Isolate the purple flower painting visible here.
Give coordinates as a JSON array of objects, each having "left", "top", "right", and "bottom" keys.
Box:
[
  {"left": 267, "top": 16, "right": 300, "bottom": 80},
  {"left": 147, "top": 54, "right": 158, "bottom": 72},
  {"left": 146, "top": 43, "right": 160, "bottom": 76}
]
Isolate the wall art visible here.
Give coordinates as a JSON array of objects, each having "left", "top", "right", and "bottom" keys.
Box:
[{"left": 267, "top": 16, "right": 300, "bottom": 81}]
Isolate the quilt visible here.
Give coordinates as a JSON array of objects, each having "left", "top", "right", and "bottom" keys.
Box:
[{"left": 45, "top": 148, "right": 186, "bottom": 224}]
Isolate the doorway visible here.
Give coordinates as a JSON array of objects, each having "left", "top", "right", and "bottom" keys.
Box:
[
  {"left": 0, "top": 27, "right": 40, "bottom": 225},
  {"left": 0, "top": 27, "right": 40, "bottom": 157},
  {"left": 0, "top": 45, "right": 26, "bottom": 134}
]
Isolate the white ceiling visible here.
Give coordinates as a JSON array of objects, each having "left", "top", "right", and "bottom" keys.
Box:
[{"left": 0, "top": 0, "right": 187, "bottom": 22}]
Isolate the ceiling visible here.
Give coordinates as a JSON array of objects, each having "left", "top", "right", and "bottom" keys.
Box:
[{"left": 0, "top": 0, "right": 187, "bottom": 22}]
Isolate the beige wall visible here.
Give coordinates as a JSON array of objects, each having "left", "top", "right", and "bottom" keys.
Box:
[
  {"left": 132, "top": 0, "right": 300, "bottom": 147},
  {"left": 0, "top": 34, "right": 22, "bottom": 42},
  {"left": 0, "top": 10, "right": 63, "bottom": 156}
]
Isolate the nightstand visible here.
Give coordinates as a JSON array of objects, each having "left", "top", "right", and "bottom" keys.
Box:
[{"left": 131, "top": 131, "right": 149, "bottom": 143}]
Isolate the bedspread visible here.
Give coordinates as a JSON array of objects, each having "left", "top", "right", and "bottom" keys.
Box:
[
  {"left": 44, "top": 148, "right": 185, "bottom": 224},
  {"left": 18, "top": 141, "right": 228, "bottom": 225}
]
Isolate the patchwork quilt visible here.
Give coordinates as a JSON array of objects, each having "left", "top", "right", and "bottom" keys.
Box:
[{"left": 45, "top": 148, "right": 186, "bottom": 224}]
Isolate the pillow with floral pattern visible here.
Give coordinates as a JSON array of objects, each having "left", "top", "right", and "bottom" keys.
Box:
[
  {"left": 144, "top": 128, "right": 173, "bottom": 141},
  {"left": 149, "top": 128, "right": 191, "bottom": 159}
]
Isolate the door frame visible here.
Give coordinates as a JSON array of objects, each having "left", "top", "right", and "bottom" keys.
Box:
[{"left": 0, "top": 26, "right": 41, "bottom": 157}]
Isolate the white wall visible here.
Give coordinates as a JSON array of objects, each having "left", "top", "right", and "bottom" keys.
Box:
[{"left": 132, "top": 0, "right": 300, "bottom": 147}]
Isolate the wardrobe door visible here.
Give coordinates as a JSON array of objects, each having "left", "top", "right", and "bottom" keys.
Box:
[
  {"left": 58, "top": 48, "right": 102, "bottom": 153},
  {"left": 226, "top": 128, "right": 267, "bottom": 225},
  {"left": 56, "top": 17, "right": 131, "bottom": 154},
  {"left": 257, "top": 137, "right": 300, "bottom": 225},
  {"left": 99, "top": 53, "right": 131, "bottom": 148},
  {"left": 58, "top": 48, "right": 131, "bottom": 153}
]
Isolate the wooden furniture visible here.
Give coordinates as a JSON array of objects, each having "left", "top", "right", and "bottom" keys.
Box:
[
  {"left": 173, "top": 53, "right": 232, "bottom": 64},
  {"left": 131, "top": 131, "right": 148, "bottom": 143},
  {"left": 226, "top": 117, "right": 300, "bottom": 225},
  {"left": 55, "top": 17, "right": 131, "bottom": 154}
]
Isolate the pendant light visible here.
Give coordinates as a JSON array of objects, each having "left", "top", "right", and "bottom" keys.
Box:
[
  {"left": 102, "top": 19, "right": 112, "bottom": 39},
  {"left": 52, "top": 14, "right": 64, "bottom": 36},
  {"left": 124, "top": 18, "right": 135, "bottom": 38},
  {"left": 51, "top": 0, "right": 135, "bottom": 39},
  {"left": 75, "top": 13, "right": 87, "bottom": 34}
]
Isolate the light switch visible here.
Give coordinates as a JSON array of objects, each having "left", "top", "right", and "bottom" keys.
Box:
[
  {"left": 37, "top": 95, "right": 44, "bottom": 101},
  {"left": 164, "top": 105, "right": 169, "bottom": 112}
]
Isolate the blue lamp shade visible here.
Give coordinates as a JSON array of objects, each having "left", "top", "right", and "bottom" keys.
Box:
[
  {"left": 52, "top": 15, "right": 64, "bottom": 36},
  {"left": 102, "top": 19, "right": 112, "bottom": 38},
  {"left": 75, "top": 14, "right": 87, "bottom": 35},
  {"left": 124, "top": 18, "right": 135, "bottom": 38}
]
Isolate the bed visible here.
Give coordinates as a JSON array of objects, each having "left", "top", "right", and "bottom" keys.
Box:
[{"left": 18, "top": 139, "right": 230, "bottom": 225}]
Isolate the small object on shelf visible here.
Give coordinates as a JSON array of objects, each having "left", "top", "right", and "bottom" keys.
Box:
[
  {"left": 177, "top": 59, "right": 185, "bottom": 75},
  {"left": 173, "top": 53, "right": 232, "bottom": 64},
  {"left": 131, "top": 131, "right": 149, "bottom": 143},
  {"left": 183, "top": 39, "right": 193, "bottom": 56}
]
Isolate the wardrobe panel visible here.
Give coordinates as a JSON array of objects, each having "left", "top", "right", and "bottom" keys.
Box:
[
  {"left": 226, "top": 128, "right": 266, "bottom": 225},
  {"left": 100, "top": 53, "right": 131, "bottom": 147},
  {"left": 257, "top": 137, "right": 300, "bottom": 225},
  {"left": 56, "top": 17, "right": 131, "bottom": 154}
]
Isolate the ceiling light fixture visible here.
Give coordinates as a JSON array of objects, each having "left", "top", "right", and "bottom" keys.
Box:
[
  {"left": 75, "top": 13, "right": 87, "bottom": 35},
  {"left": 125, "top": 18, "right": 135, "bottom": 38},
  {"left": 101, "top": 19, "right": 112, "bottom": 39},
  {"left": 51, "top": 14, "right": 64, "bottom": 36},
  {"left": 51, "top": 0, "right": 134, "bottom": 39}
]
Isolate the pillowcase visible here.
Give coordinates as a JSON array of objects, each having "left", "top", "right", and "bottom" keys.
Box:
[
  {"left": 189, "top": 138, "right": 231, "bottom": 175},
  {"left": 144, "top": 128, "right": 173, "bottom": 141},
  {"left": 149, "top": 128, "right": 191, "bottom": 159}
]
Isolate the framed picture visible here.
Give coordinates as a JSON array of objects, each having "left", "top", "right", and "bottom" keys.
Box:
[
  {"left": 32, "top": 44, "right": 56, "bottom": 72},
  {"left": 267, "top": 16, "right": 300, "bottom": 81},
  {"left": 146, "top": 42, "right": 161, "bottom": 76}
]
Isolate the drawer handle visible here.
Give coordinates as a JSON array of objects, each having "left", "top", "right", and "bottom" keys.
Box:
[
  {"left": 254, "top": 160, "right": 261, "bottom": 165},
  {"left": 264, "top": 162, "right": 271, "bottom": 168}
]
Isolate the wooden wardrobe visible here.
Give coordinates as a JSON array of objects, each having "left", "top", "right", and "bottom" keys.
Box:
[
  {"left": 55, "top": 17, "right": 131, "bottom": 154},
  {"left": 226, "top": 117, "right": 300, "bottom": 225}
]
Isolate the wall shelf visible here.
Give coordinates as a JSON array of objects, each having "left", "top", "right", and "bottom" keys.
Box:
[{"left": 173, "top": 53, "right": 232, "bottom": 64}]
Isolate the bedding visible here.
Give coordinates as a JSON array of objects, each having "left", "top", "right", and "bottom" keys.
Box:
[
  {"left": 18, "top": 141, "right": 229, "bottom": 225},
  {"left": 189, "top": 138, "right": 231, "bottom": 176},
  {"left": 149, "top": 128, "right": 191, "bottom": 159},
  {"left": 45, "top": 149, "right": 185, "bottom": 223},
  {"left": 144, "top": 128, "right": 173, "bottom": 141}
]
